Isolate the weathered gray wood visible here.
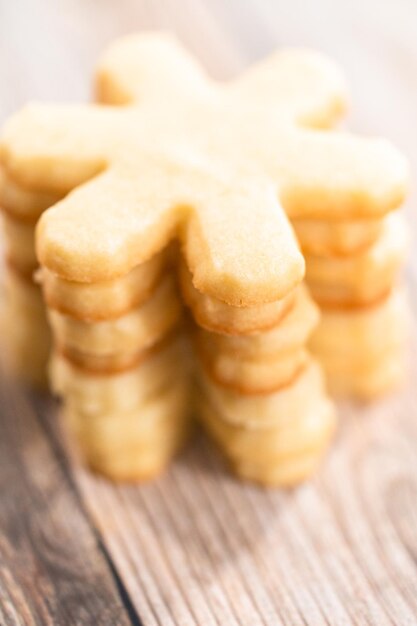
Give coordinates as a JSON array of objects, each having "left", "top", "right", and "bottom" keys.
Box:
[
  {"left": 1, "top": 0, "right": 417, "bottom": 624},
  {"left": 0, "top": 364, "right": 135, "bottom": 626}
]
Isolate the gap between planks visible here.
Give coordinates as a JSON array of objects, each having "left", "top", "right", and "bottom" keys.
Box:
[{"left": 0, "top": 365, "right": 139, "bottom": 626}]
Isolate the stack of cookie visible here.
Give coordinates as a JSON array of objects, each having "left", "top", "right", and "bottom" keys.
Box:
[
  {"left": 0, "top": 170, "right": 59, "bottom": 385},
  {"left": 0, "top": 85, "right": 337, "bottom": 485},
  {"left": 222, "top": 43, "right": 409, "bottom": 399},
  {"left": 0, "top": 144, "right": 190, "bottom": 480},
  {"left": 293, "top": 209, "right": 408, "bottom": 398},
  {"left": 180, "top": 262, "right": 336, "bottom": 487},
  {"left": 0, "top": 32, "right": 409, "bottom": 487},
  {"left": 42, "top": 242, "right": 189, "bottom": 480}
]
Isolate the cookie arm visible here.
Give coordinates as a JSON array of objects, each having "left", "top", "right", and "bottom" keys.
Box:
[
  {"left": 36, "top": 166, "right": 180, "bottom": 282},
  {"left": 181, "top": 174, "right": 305, "bottom": 306},
  {"left": 230, "top": 49, "right": 348, "bottom": 128},
  {"left": 0, "top": 103, "right": 120, "bottom": 193},
  {"left": 264, "top": 129, "right": 409, "bottom": 220},
  {"left": 96, "top": 32, "right": 210, "bottom": 105}
]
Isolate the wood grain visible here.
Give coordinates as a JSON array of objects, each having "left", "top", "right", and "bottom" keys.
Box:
[
  {"left": 55, "top": 368, "right": 417, "bottom": 626},
  {"left": 0, "top": 364, "right": 136, "bottom": 626},
  {"left": 1, "top": 0, "right": 417, "bottom": 624}
]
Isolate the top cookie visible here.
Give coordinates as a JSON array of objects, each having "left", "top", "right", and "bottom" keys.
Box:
[{"left": 0, "top": 33, "right": 408, "bottom": 307}]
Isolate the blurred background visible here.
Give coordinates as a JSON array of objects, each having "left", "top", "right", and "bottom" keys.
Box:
[{"left": 0, "top": 0, "right": 415, "bottom": 144}]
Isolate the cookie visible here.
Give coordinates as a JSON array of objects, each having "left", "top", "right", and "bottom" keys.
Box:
[
  {"left": 0, "top": 170, "right": 59, "bottom": 388},
  {"left": 310, "top": 287, "right": 408, "bottom": 397},
  {"left": 47, "top": 274, "right": 181, "bottom": 355},
  {"left": 58, "top": 328, "right": 179, "bottom": 375},
  {"left": 305, "top": 214, "right": 407, "bottom": 307},
  {"left": 0, "top": 169, "right": 61, "bottom": 222},
  {"left": 52, "top": 337, "right": 192, "bottom": 477},
  {"left": 193, "top": 285, "right": 319, "bottom": 358},
  {"left": 40, "top": 250, "right": 169, "bottom": 320},
  {"left": 316, "top": 351, "right": 406, "bottom": 399},
  {"left": 51, "top": 334, "right": 189, "bottom": 412},
  {"left": 2, "top": 212, "right": 37, "bottom": 275},
  {"left": 65, "top": 381, "right": 190, "bottom": 481},
  {"left": 310, "top": 287, "right": 407, "bottom": 354},
  {"left": 292, "top": 216, "right": 383, "bottom": 256},
  {"left": 179, "top": 260, "right": 298, "bottom": 335},
  {"left": 2, "top": 269, "right": 50, "bottom": 386},
  {"left": 193, "top": 286, "right": 319, "bottom": 393},
  {"left": 199, "top": 358, "right": 324, "bottom": 427},
  {"left": 198, "top": 344, "right": 309, "bottom": 395}
]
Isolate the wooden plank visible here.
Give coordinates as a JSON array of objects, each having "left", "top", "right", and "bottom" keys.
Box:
[
  {"left": 0, "top": 363, "right": 135, "bottom": 626},
  {"left": 52, "top": 351, "right": 417, "bottom": 626}
]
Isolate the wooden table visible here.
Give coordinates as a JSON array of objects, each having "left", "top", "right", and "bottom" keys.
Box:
[{"left": 1, "top": 1, "right": 417, "bottom": 624}]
